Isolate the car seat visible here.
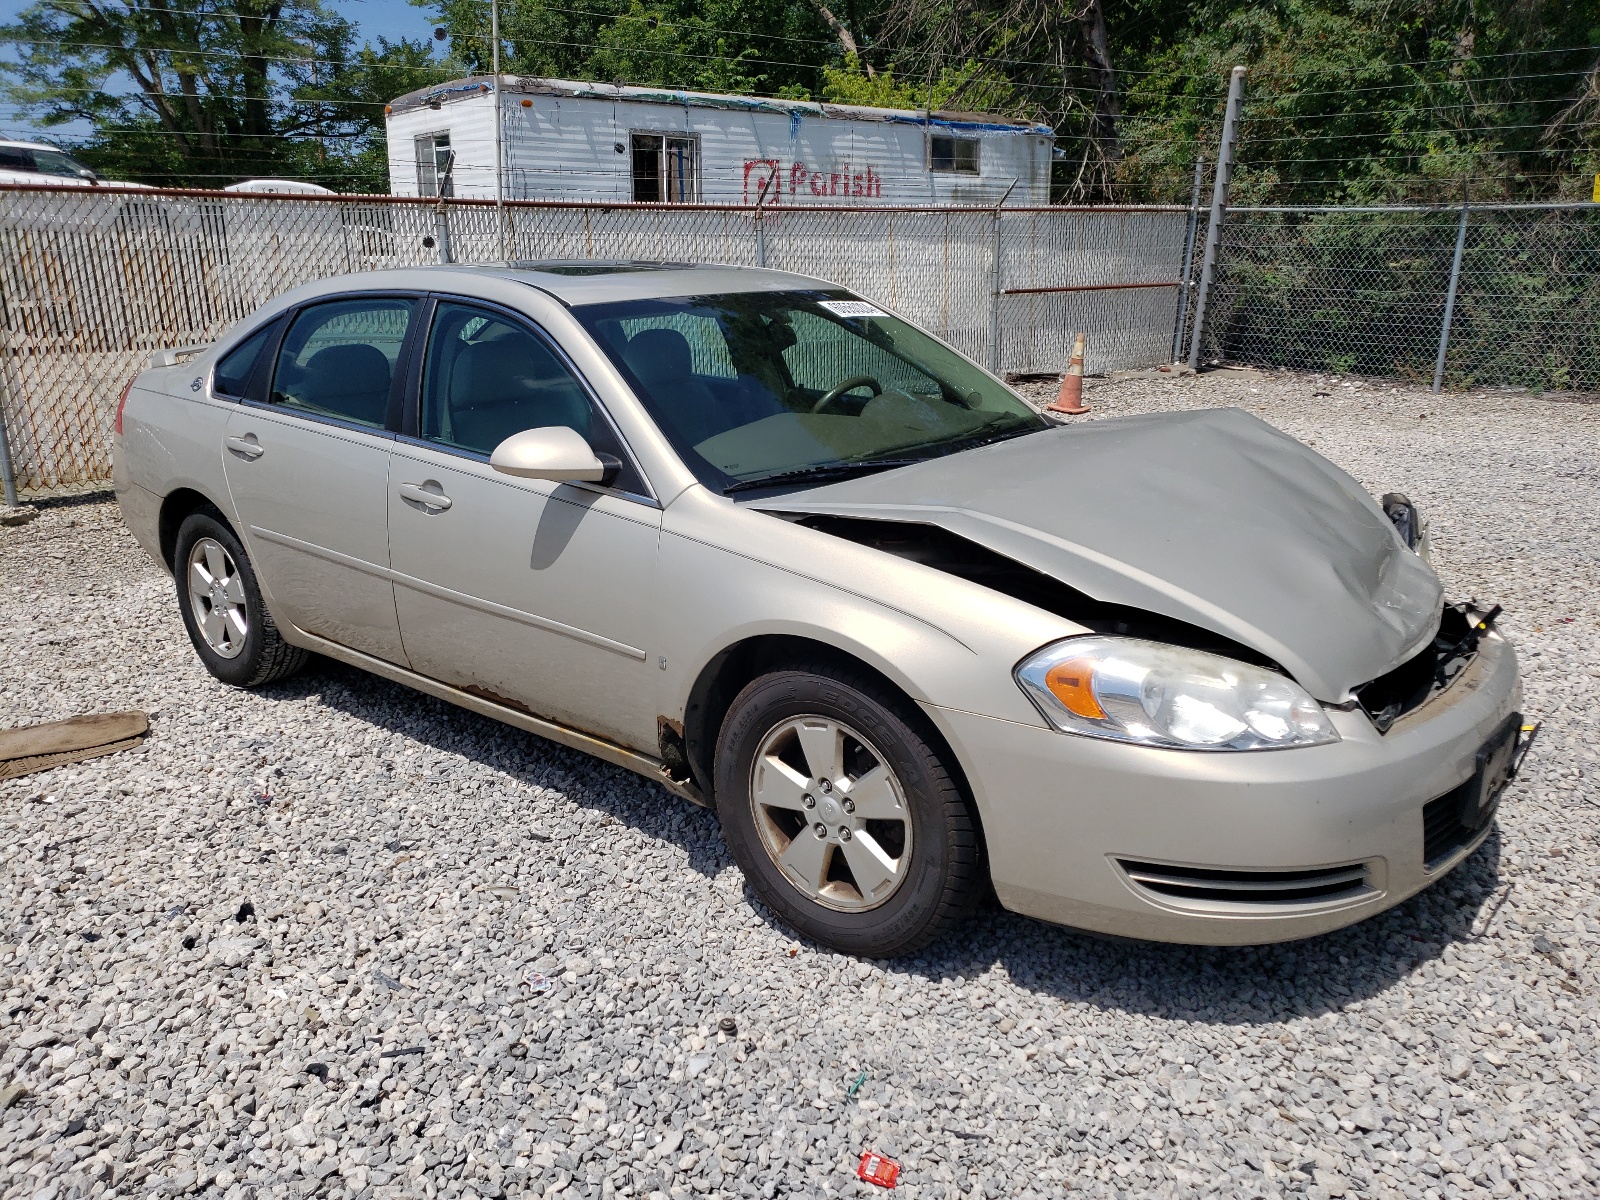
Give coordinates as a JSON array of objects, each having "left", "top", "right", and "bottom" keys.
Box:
[
  {"left": 621, "top": 328, "right": 726, "bottom": 445},
  {"left": 297, "top": 343, "right": 392, "bottom": 426},
  {"left": 448, "top": 335, "right": 592, "bottom": 454}
]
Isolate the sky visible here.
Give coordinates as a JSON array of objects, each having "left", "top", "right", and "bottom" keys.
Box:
[{"left": 0, "top": 0, "right": 444, "bottom": 145}]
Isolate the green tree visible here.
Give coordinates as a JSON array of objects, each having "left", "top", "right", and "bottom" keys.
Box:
[
  {"left": 820, "top": 53, "right": 1015, "bottom": 113},
  {"left": 416, "top": 0, "right": 837, "bottom": 99},
  {"left": 1118, "top": 0, "right": 1600, "bottom": 204},
  {"left": 1, "top": 0, "right": 442, "bottom": 190}
]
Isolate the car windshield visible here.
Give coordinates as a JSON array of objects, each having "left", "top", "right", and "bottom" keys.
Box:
[
  {"left": 573, "top": 290, "right": 1047, "bottom": 494},
  {"left": 30, "top": 149, "right": 93, "bottom": 179}
]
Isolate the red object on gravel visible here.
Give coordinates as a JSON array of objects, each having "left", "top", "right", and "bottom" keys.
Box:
[{"left": 857, "top": 1151, "right": 901, "bottom": 1188}]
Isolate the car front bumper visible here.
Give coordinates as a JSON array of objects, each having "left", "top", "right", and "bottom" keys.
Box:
[{"left": 926, "top": 631, "right": 1522, "bottom": 945}]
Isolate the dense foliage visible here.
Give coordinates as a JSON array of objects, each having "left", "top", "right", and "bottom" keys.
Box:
[
  {"left": 0, "top": 0, "right": 438, "bottom": 189},
  {"left": 2, "top": 0, "right": 1597, "bottom": 200}
]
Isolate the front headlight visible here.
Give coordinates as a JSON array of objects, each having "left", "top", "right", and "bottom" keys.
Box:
[{"left": 1015, "top": 635, "right": 1340, "bottom": 751}]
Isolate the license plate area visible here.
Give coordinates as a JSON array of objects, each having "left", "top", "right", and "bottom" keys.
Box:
[
  {"left": 1422, "top": 712, "right": 1522, "bottom": 870},
  {"left": 1465, "top": 714, "right": 1521, "bottom": 831}
]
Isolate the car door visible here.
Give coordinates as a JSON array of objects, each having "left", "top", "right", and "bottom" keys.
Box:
[
  {"left": 221, "top": 293, "right": 419, "bottom": 665},
  {"left": 388, "top": 297, "right": 663, "bottom": 750}
]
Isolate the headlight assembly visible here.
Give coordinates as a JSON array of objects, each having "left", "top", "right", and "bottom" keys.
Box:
[{"left": 1015, "top": 636, "right": 1340, "bottom": 751}]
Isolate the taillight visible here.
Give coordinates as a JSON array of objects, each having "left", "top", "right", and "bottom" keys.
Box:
[{"left": 114, "top": 377, "right": 135, "bottom": 436}]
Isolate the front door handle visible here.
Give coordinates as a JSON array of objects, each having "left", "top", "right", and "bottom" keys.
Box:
[
  {"left": 398, "top": 481, "right": 453, "bottom": 512},
  {"left": 225, "top": 434, "right": 264, "bottom": 460}
]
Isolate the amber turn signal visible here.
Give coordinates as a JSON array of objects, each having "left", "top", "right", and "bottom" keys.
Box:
[{"left": 1044, "top": 658, "right": 1105, "bottom": 719}]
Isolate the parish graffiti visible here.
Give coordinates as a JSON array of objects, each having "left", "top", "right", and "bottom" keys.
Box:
[{"left": 744, "top": 158, "right": 886, "bottom": 204}]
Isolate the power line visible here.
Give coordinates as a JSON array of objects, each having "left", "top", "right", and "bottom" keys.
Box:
[
  {"left": 1238, "top": 93, "right": 1595, "bottom": 125},
  {"left": 1238, "top": 121, "right": 1578, "bottom": 147},
  {"left": 1232, "top": 67, "right": 1598, "bottom": 105},
  {"left": 445, "top": 4, "right": 1600, "bottom": 81}
]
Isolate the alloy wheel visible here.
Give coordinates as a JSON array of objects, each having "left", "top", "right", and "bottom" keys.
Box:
[
  {"left": 186, "top": 536, "right": 248, "bottom": 659},
  {"left": 748, "top": 715, "right": 913, "bottom": 912}
]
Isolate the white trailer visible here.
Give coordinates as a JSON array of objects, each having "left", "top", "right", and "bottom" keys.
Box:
[{"left": 384, "top": 76, "right": 1054, "bottom": 207}]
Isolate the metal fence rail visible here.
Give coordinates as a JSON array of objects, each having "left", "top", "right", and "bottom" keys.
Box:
[
  {"left": 0, "top": 185, "right": 1190, "bottom": 500},
  {"left": 1205, "top": 202, "right": 1600, "bottom": 392}
]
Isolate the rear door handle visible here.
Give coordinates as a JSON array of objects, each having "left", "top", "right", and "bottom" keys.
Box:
[
  {"left": 398, "top": 481, "right": 452, "bottom": 512},
  {"left": 225, "top": 434, "right": 264, "bottom": 461}
]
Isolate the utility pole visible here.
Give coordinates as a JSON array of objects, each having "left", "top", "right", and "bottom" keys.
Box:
[
  {"left": 491, "top": 0, "right": 507, "bottom": 261},
  {"left": 1187, "top": 66, "right": 1245, "bottom": 371}
]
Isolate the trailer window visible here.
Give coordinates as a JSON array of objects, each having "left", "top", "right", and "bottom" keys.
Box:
[
  {"left": 631, "top": 133, "right": 698, "bottom": 203},
  {"left": 415, "top": 132, "right": 453, "bottom": 198},
  {"left": 929, "top": 135, "right": 979, "bottom": 174}
]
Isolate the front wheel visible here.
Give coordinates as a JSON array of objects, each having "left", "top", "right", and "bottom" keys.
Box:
[
  {"left": 173, "top": 510, "right": 308, "bottom": 688},
  {"left": 713, "top": 664, "right": 981, "bottom": 957}
]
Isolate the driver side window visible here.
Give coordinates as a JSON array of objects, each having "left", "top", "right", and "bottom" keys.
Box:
[{"left": 419, "top": 302, "right": 647, "bottom": 495}]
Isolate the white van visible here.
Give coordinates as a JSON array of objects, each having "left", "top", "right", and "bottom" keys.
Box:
[
  {"left": 0, "top": 140, "right": 143, "bottom": 189},
  {"left": 223, "top": 179, "right": 336, "bottom": 195}
]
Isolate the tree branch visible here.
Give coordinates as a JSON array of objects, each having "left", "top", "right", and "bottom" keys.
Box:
[{"left": 808, "top": 0, "right": 873, "bottom": 78}]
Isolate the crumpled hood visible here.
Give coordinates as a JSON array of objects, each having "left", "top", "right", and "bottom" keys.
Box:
[{"left": 764, "top": 408, "right": 1443, "bottom": 699}]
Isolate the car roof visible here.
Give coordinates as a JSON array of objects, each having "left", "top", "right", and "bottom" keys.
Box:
[
  {"left": 0, "top": 140, "right": 69, "bottom": 153},
  {"left": 500, "top": 261, "right": 836, "bottom": 305},
  {"left": 305, "top": 262, "right": 840, "bottom": 307}
]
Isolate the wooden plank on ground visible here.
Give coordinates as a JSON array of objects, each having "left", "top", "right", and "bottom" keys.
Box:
[{"left": 0, "top": 712, "right": 149, "bottom": 780}]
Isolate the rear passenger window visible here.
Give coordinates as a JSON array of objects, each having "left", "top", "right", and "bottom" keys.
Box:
[
  {"left": 269, "top": 297, "right": 416, "bottom": 429},
  {"left": 212, "top": 322, "right": 276, "bottom": 398}
]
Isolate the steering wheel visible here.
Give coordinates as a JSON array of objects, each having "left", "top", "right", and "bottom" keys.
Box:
[{"left": 812, "top": 375, "right": 883, "bottom": 414}]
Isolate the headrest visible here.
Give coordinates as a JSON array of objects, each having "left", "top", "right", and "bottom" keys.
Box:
[
  {"left": 305, "top": 342, "right": 390, "bottom": 387},
  {"left": 454, "top": 338, "right": 540, "bottom": 406},
  {"left": 624, "top": 327, "right": 694, "bottom": 380}
]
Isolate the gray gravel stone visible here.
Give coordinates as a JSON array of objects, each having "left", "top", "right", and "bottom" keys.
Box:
[{"left": 2, "top": 372, "right": 1599, "bottom": 1198}]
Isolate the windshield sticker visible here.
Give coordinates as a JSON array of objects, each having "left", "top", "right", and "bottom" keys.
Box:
[{"left": 819, "top": 299, "right": 889, "bottom": 319}]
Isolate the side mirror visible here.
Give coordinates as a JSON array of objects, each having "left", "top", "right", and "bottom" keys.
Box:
[{"left": 489, "top": 426, "right": 621, "bottom": 486}]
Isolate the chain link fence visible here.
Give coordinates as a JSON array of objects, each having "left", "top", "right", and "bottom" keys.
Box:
[
  {"left": 0, "top": 185, "right": 1190, "bottom": 500},
  {"left": 1203, "top": 202, "right": 1600, "bottom": 393}
]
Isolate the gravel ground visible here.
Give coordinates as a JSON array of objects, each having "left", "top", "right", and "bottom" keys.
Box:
[{"left": 3, "top": 368, "right": 1599, "bottom": 1200}]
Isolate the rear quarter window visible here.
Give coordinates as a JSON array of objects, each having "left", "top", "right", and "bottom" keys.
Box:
[{"left": 212, "top": 322, "right": 278, "bottom": 398}]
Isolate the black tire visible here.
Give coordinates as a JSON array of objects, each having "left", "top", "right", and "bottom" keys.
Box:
[
  {"left": 173, "top": 509, "right": 308, "bottom": 688},
  {"left": 713, "top": 662, "right": 982, "bottom": 957}
]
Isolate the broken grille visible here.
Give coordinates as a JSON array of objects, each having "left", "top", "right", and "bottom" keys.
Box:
[{"left": 1355, "top": 603, "right": 1486, "bottom": 733}]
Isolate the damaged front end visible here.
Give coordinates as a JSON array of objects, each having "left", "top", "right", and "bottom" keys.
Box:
[
  {"left": 1354, "top": 602, "right": 1503, "bottom": 732},
  {"left": 786, "top": 514, "right": 1283, "bottom": 669}
]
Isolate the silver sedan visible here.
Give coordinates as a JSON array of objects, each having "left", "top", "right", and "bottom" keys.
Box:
[{"left": 113, "top": 263, "right": 1523, "bottom": 957}]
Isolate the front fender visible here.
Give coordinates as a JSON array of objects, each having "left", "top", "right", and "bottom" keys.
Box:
[{"left": 657, "top": 486, "right": 1065, "bottom": 731}]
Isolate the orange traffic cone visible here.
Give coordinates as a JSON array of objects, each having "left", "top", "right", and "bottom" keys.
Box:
[{"left": 1048, "top": 331, "right": 1090, "bottom": 414}]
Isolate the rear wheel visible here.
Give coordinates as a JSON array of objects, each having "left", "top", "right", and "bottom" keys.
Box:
[
  {"left": 713, "top": 663, "right": 981, "bottom": 957},
  {"left": 174, "top": 510, "right": 307, "bottom": 687}
]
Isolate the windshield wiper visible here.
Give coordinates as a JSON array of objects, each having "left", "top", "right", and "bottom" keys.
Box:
[
  {"left": 886, "top": 416, "right": 1041, "bottom": 459},
  {"left": 723, "top": 458, "right": 921, "bottom": 494}
]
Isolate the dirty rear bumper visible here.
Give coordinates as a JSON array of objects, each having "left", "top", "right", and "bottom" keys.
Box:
[{"left": 926, "top": 633, "right": 1521, "bottom": 945}]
